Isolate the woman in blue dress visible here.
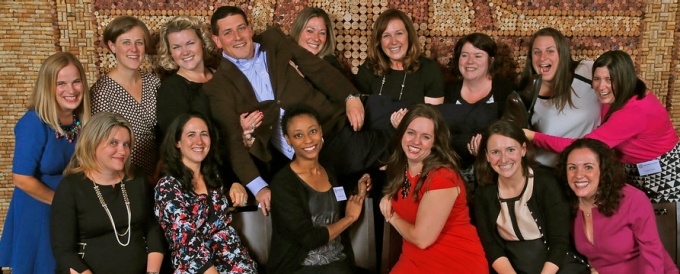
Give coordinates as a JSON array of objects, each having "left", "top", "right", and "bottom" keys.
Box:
[{"left": 0, "top": 52, "right": 91, "bottom": 273}]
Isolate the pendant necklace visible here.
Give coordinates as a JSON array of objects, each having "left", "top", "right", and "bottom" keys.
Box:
[
  {"left": 92, "top": 179, "right": 131, "bottom": 246},
  {"left": 378, "top": 72, "right": 407, "bottom": 100}
]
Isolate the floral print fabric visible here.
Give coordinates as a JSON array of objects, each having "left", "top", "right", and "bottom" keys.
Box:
[{"left": 154, "top": 176, "right": 257, "bottom": 273}]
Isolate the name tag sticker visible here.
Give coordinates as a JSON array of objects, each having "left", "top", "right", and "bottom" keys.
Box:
[
  {"left": 333, "top": 187, "right": 347, "bottom": 201},
  {"left": 637, "top": 159, "right": 662, "bottom": 176}
]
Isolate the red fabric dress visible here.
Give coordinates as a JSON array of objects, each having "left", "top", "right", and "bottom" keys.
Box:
[{"left": 390, "top": 168, "right": 488, "bottom": 274}]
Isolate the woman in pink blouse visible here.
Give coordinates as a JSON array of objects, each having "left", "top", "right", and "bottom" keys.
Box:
[
  {"left": 557, "top": 138, "right": 677, "bottom": 274},
  {"left": 524, "top": 50, "right": 679, "bottom": 203}
]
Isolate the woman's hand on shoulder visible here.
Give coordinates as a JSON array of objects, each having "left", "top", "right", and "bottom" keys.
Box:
[{"left": 229, "top": 182, "right": 248, "bottom": 207}]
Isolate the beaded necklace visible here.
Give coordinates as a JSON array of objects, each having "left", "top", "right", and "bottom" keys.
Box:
[
  {"left": 92, "top": 179, "right": 131, "bottom": 247},
  {"left": 55, "top": 114, "right": 81, "bottom": 143}
]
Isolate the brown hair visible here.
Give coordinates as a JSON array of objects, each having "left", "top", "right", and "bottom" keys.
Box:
[
  {"left": 518, "top": 27, "right": 580, "bottom": 112},
  {"left": 474, "top": 120, "right": 537, "bottom": 186},
  {"left": 383, "top": 104, "right": 460, "bottom": 202},
  {"left": 367, "top": 9, "right": 421, "bottom": 77},
  {"left": 103, "top": 16, "right": 151, "bottom": 53},
  {"left": 556, "top": 138, "right": 625, "bottom": 217}
]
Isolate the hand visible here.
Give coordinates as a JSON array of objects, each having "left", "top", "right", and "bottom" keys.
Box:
[
  {"left": 589, "top": 267, "right": 599, "bottom": 274},
  {"left": 379, "top": 195, "right": 394, "bottom": 221},
  {"left": 390, "top": 108, "right": 408, "bottom": 129},
  {"left": 467, "top": 134, "right": 482, "bottom": 156},
  {"left": 344, "top": 195, "right": 365, "bottom": 222},
  {"left": 345, "top": 97, "right": 364, "bottom": 131},
  {"left": 523, "top": 128, "right": 535, "bottom": 141},
  {"left": 229, "top": 182, "right": 248, "bottom": 207},
  {"left": 357, "top": 174, "right": 372, "bottom": 198},
  {"left": 240, "top": 111, "right": 263, "bottom": 148},
  {"left": 255, "top": 187, "right": 271, "bottom": 216}
]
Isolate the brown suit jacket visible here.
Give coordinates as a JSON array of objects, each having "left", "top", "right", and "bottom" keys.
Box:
[{"left": 202, "top": 27, "right": 357, "bottom": 186}]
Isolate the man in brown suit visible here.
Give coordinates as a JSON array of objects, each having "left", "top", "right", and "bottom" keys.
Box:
[{"left": 204, "top": 6, "right": 388, "bottom": 215}]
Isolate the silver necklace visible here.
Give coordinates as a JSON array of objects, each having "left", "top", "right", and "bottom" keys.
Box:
[
  {"left": 378, "top": 72, "right": 407, "bottom": 100},
  {"left": 92, "top": 180, "right": 131, "bottom": 246}
]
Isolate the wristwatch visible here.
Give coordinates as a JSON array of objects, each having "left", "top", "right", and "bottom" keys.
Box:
[{"left": 345, "top": 93, "right": 360, "bottom": 102}]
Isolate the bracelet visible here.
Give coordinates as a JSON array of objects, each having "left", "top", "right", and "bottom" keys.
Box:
[
  {"left": 345, "top": 93, "right": 360, "bottom": 102},
  {"left": 147, "top": 272, "right": 159, "bottom": 274}
]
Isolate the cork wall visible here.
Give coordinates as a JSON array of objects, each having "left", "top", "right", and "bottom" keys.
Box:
[{"left": 0, "top": 0, "right": 678, "bottom": 243}]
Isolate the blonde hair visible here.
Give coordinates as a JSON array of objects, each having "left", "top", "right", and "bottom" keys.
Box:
[
  {"left": 64, "top": 112, "right": 136, "bottom": 180},
  {"left": 29, "top": 52, "right": 91, "bottom": 135},
  {"left": 156, "top": 16, "right": 215, "bottom": 71}
]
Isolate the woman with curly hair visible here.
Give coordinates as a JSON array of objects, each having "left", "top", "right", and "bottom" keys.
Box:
[
  {"left": 557, "top": 138, "right": 677, "bottom": 273},
  {"left": 379, "top": 104, "right": 486, "bottom": 273},
  {"left": 156, "top": 15, "right": 216, "bottom": 140}
]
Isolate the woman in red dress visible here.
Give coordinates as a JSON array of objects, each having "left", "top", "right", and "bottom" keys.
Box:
[{"left": 379, "top": 104, "right": 488, "bottom": 273}]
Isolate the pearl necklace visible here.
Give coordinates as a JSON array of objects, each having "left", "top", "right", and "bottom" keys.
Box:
[
  {"left": 92, "top": 180, "right": 131, "bottom": 246},
  {"left": 378, "top": 72, "right": 407, "bottom": 101}
]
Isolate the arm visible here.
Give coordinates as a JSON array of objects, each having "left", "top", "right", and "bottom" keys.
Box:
[
  {"left": 270, "top": 170, "right": 336, "bottom": 249},
  {"left": 538, "top": 171, "right": 570, "bottom": 269},
  {"left": 532, "top": 101, "right": 646, "bottom": 153},
  {"left": 51, "top": 177, "right": 91, "bottom": 273},
  {"left": 387, "top": 187, "right": 457, "bottom": 249},
  {"left": 154, "top": 177, "right": 215, "bottom": 273},
  {"left": 475, "top": 185, "right": 510, "bottom": 268},
  {"left": 13, "top": 174, "right": 54, "bottom": 204},
  {"left": 628, "top": 189, "right": 668, "bottom": 273},
  {"left": 142, "top": 178, "right": 164, "bottom": 273},
  {"left": 12, "top": 114, "right": 54, "bottom": 204},
  {"left": 422, "top": 57, "right": 445, "bottom": 105},
  {"left": 327, "top": 195, "right": 364, "bottom": 240},
  {"left": 491, "top": 257, "right": 518, "bottom": 274}
]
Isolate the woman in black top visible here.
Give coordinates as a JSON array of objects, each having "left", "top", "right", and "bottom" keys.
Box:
[
  {"left": 51, "top": 112, "right": 164, "bottom": 274},
  {"left": 155, "top": 15, "right": 216, "bottom": 140},
  {"left": 268, "top": 104, "right": 370, "bottom": 273}
]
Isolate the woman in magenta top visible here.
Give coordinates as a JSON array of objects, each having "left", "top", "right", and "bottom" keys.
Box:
[
  {"left": 525, "top": 50, "right": 679, "bottom": 203},
  {"left": 379, "top": 104, "right": 487, "bottom": 273},
  {"left": 558, "top": 139, "right": 677, "bottom": 274}
]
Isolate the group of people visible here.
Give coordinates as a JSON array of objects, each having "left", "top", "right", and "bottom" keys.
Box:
[{"left": 0, "top": 4, "right": 677, "bottom": 274}]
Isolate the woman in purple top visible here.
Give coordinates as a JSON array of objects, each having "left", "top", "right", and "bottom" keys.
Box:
[
  {"left": 525, "top": 50, "right": 680, "bottom": 203},
  {"left": 557, "top": 139, "right": 677, "bottom": 274}
]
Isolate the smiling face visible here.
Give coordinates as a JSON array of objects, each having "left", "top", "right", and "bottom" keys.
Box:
[
  {"left": 380, "top": 19, "right": 409, "bottom": 68},
  {"left": 485, "top": 134, "right": 526, "bottom": 180},
  {"left": 297, "top": 16, "right": 327, "bottom": 56},
  {"left": 108, "top": 26, "right": 146, "bottom": 71},
  {"left": 55, "top": 64, "right": 84, "bottom": 117},
  {"left": 459, "top": 42, "right": 491, "bottom": 82},
  {"left": 566, "top": 147, "right": 601, "bottom": 203},
  {"left": 168, "top": 29, "right": 205, "bottom": 73},
  {"left": 177, "top": 117, "right": 211, "bottom": 167},
  {"left": 531, "top": 35, "right": 560, "bottom": 83},
  {"left": 401, "top": 117, "right": 435, "bottom": 165},
  {"left": 95, "top": 126, "right": 131, "bottom": 175},
  {"left": 212, "top": 14, "right": 255, "bottom": 60},
  {"left": 592, "top": 66, "right": 616, "bottom": 104},
  {"left": 284, "top": 114, "right": 323, "bottom": 160}
]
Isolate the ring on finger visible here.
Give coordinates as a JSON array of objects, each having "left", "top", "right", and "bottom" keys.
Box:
[{"left": 251, "top": 124, "right": 256, "bottom": 130}]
